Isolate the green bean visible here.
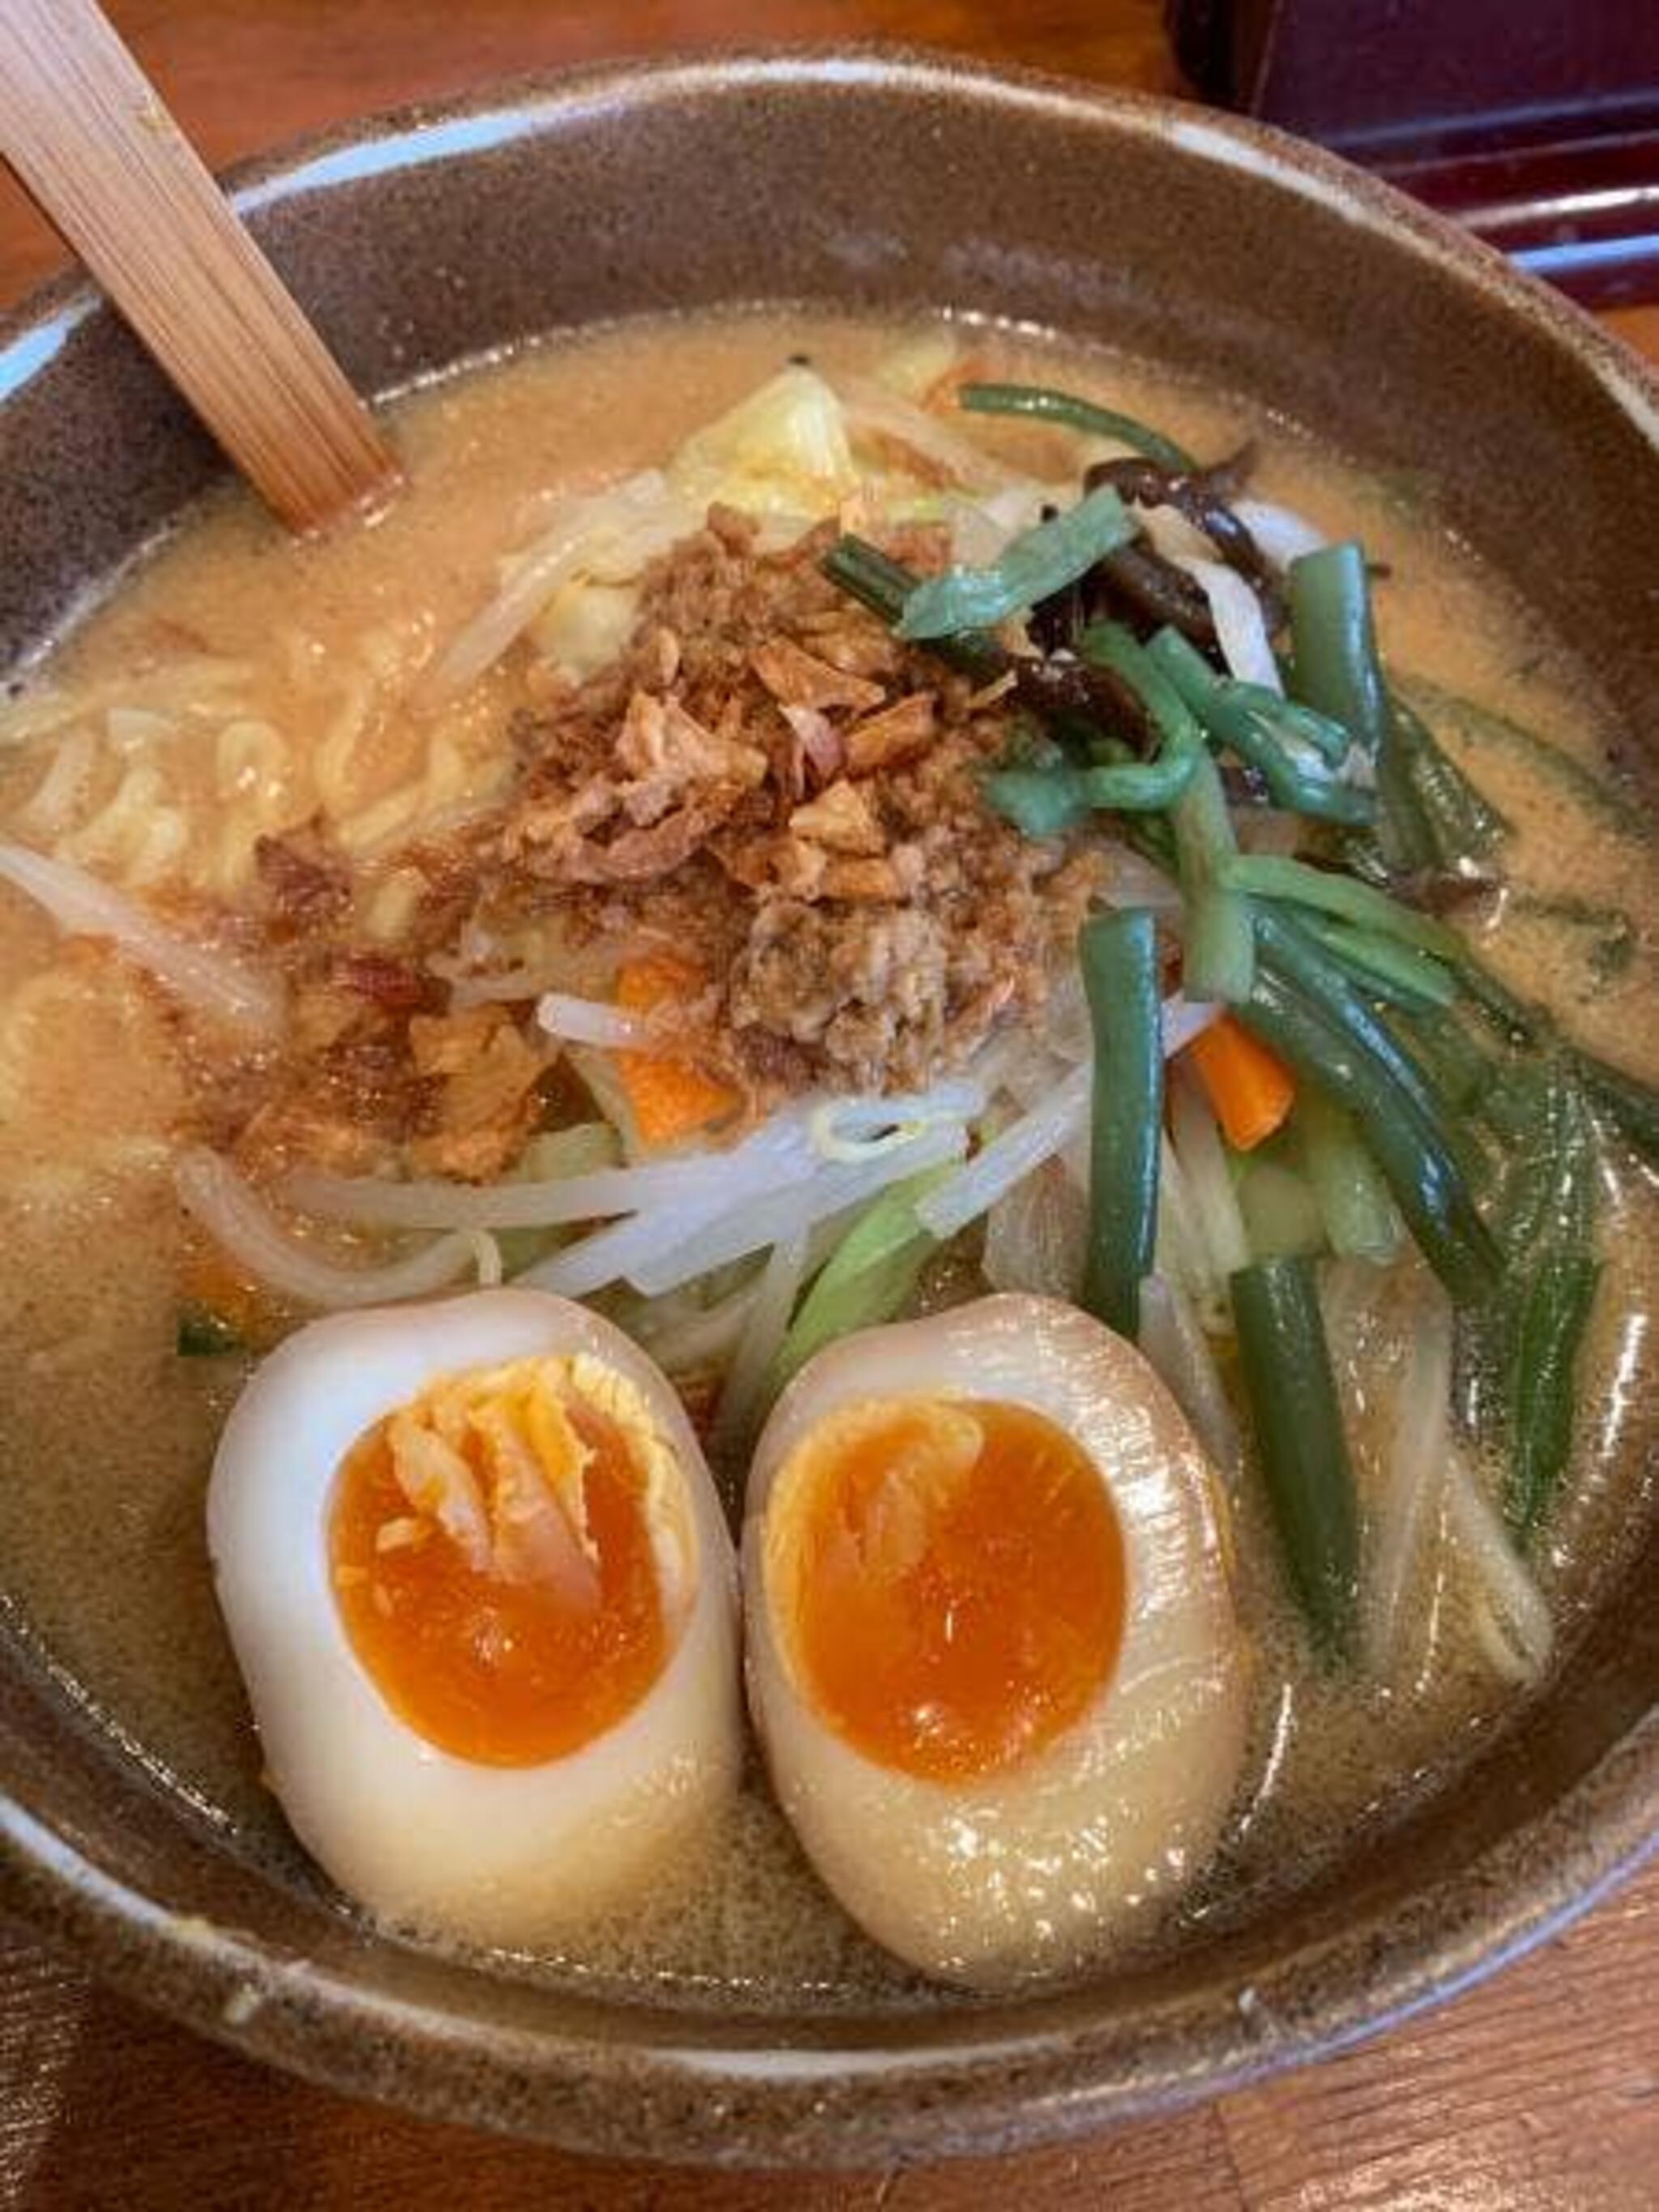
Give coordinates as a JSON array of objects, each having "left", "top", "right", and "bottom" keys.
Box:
[
  {"left": 1079, "top": 909, "right": 1163, "bottom": 1340},
  {"left": 1163, "top": 749, "right": 1250, "bottom": 1003},
  {"left": 1373, "top": 705, "right": 1440, "bottom": 872},
  {"left": 956, "top": 380, "right": 1196, "bottom": 473},
  {"left": 1288, "top": 543, "right": 1388, "bottom": 752},
  {"left": 1260, "top": 906, "right": 1491, "bottom": 1195},
  {"left": 1506, "top": 1255, "right": 1601, "bottom": 1541},
  {"left": 980, "top": 765, "right": 1090, "bottom": 838},
  {"left": 896, "top": 484, "right": 1136, "bottom": 640},
  {"left": 1389, "top": 697, "right": 1508, "bottom": 860},
  {"left": 1146, "top": 629, "right": 1350, "bottom": 762},
  {"left": 1145, "top": 629, "right": 1375, "bottom": 824},
  {"left": 1230, "top": 1255, "right": 1360, "bottom": 1660},
  {"left": 1076, "top": 620, "right": 1204, "bottom": 809},
  {"left": 1252, "top": 906, "right": 1449, "bottom": 1129},
  {"left": 1222, "top": 731, "right": 1377, "bottom": 826},
  {"left": 1399, "top": 674, "right": 1644, "bottom": 839},
  {"left": 821, "top": 536, "right": 1000, "bottom": 677},
  {"left": 1302, "top": 915, "right": 1460, "bottom": 1012},
  {"left": 1461, "top": 1062, "right": 1601, "bottom": 1541},
  {"left": 1239, "top": 965, "right": 1501, "bottom": 1302},
  {"left": 965, "top": 620, "right": 1246, "bottom": 953},
  {"left": 1385, "top": 1008, "right": 1496, "bottom": 1115},
  {"left": 980, "top": 637, "right": 1204, "bottom": 823},
  {"left": 1513, "top": 1063, "right": 1597, "bottom": 1253},
  {"left": 1457, "top": 954, "right": 1547, "bottom": 1047},
  {"left": 1219, "top": 852, "right": 1462, "bottom": 961},
  {"left": 1457, "top": 960, "right": 1659, "bottom": 1163},
  {"left": 1577, "top": 1050, "right": 1659, "bottom": 1170}
]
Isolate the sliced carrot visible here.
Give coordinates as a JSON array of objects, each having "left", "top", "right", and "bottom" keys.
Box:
[
  {"left": 1183, "top": 1014, "right": 1297, "bottom": 1153},
  {"left": 612, "top": 953, "right": 740, "bottom": 1149}
]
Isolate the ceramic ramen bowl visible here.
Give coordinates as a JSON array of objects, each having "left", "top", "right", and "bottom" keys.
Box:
[{"left": 0, "top": 47, "right": 1656, "bottom": 2167}]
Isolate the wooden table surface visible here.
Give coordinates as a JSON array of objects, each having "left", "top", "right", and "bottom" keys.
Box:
[{"left": 1, "top": 5, "right": 1657, "bottom": 2206}]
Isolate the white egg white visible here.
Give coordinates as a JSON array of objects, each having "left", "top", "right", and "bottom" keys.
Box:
[
  {"left": 208, "top": 1286, "right": 741, "bottom": 1950},
  {"left": 743, "top": 1293, "right": 1248, "bottom": 1989}
]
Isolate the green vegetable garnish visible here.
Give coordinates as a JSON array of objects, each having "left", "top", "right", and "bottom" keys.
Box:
[
  {"left": 1218, "top": 852, "right": 1463, "bottom": 963},
  {"left": 765, "top": 1167, "right": 951, "bottom": 1400},
  {"left": 956, "top": 381, "right": 1197, "bottom": 473},
  {"left": 1401, "top": 675, "right": 1644, "bottom": 839},
  {"left": 176, "top": 1306, "right": 246, "bottom": 1358},
  {"left": 1078, "top": 908, "right": 1162, "bottom": 1340},
  {"left": 1241, "top": 932, "right": 1501, "bottom": 1303},
  {"left": 1288, "top": 541, "right": 1388, "bottom": 752},
  {"left": 895, "top": 484, "right": 1136, "bottom": 641},
  {"left": 1145, "top": 628, "right": 1375, "bottom": 826},
  {"left": 1230, "top": 1255, "right": 1360, "bottom": 1662},
  {"left": 1386, "top": 697, "right": 1508, "bottom": 865},
  {"left": 1300, "top": 914, "right": 1459, "bottom": 1012},
  {"left": 1508, "top": 1254, "right": 1601, "bottom": 1540},
  {"left": 1174, "top": 752, "right": 1254, "bottom": 1004}
]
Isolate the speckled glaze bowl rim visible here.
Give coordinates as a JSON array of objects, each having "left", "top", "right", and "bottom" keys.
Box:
[{"left": 2, "top": 45, "right": 1657, "bottom": 2169}]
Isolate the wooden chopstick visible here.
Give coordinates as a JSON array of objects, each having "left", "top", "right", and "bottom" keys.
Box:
[{"left": 0, "top": 0, "right": 400, "bottom": 532}]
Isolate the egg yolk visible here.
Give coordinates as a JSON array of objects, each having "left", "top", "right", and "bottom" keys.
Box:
[
  {"left": 330, "top": 1359, "right": 669, "bottom": 1767},
  {"left": 770, "top": 1396, "right": 1126, "bottom": 1781}
]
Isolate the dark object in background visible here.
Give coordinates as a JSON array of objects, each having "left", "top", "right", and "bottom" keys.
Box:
[{"left": 1169, "top": 0, "right": 1659, "bottom": 305}]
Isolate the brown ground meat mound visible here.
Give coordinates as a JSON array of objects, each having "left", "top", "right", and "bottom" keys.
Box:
[
  {"left": 204, "top": 509, "right": 1100, "bottom": 1179},
  {"left": 483, "top": 511, "right": 1099, "bottom": 1097}
]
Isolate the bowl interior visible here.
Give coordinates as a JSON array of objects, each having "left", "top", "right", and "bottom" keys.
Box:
[{"left": 2, "top": 49, "right": 1657, "bottom": 2166}]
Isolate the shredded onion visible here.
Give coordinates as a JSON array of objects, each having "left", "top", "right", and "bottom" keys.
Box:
[
  {"left": 1365, "top": 1290, "right": 1453, "bottom": 1677},
  {"left": 1000, "top": 1046, "right": 1077, "bottom": 1116},
  {"left": 1446, "top": 1447, "right": 1555, "bottom": 1685},
  {"left": 983, "top": 1159, "right": 1085, "bottom": 1302},
  {"left": 1138, "top": 505, "right": 1213, "bottom": 565},
  {"left": 837, "top": 376, "right": 1030, "bottom": 496},
  {"left": 1154, "top": 1132, "right": 1226, "bottom": 1334},
  {"left": 1138, "top": 1272, "right": 1241, "bottom": 1482},
  {"left": 1162, "top": 993, "right": 1222, "bottom": 1059},
  {"left": 1098, "top": 846, "right": 1188, "bottom": 918},
  {"left": 1175, "top": 556, "right": 1282, "bottom": 692},
  {"left": 633, "top": 1279, "right": 761, "bottom": 1374},
  {"left": 514, "top": 1116, "right": 962, "bottom": 1302},
  {"left": 1232, "top": 497, "right": 1328, "bottom": 569},
  {"left": 288, "top": 1105, "right": 823, "bottom": 1233},
  {"left": 917, "top": 1063, "right": 1090, "bottom": 1242},
  {"left": 808, "top": 1078, "right": 983, "bottom": 1163},
  {"left": 1168, "top": 1063, "right": 1251, "bottom": 1286},
  {"left": 0, "top": 838, "right": 284, "bottom": 1034},
  {"left": 177, "top": 1149, "right": 493, "bottom": 1309},
  {"left": 625, "top": 1121, "right": 969, "bottom": 1298},
  {"left": 535, "top": 992, "right": 657, "bottom": 1050},
  {"left": 709, "top": 1227, "right": 811, "bottom": 1459}
]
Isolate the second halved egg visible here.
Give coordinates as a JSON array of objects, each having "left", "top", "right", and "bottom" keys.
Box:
[{"left": 742, "top": 1293, "right": 1249, "bottom": 1988}]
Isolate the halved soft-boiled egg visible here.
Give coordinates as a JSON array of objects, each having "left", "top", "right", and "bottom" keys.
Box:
[
  {"left": 208, "top": 1287, "right": 741, "bottom": 1948},
  {"left": 743, "top": 1293, "right": 1248, "bottom": 1988}
]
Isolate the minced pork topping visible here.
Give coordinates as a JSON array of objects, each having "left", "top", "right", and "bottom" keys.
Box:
[{"left": 191, "top": 509, "right": 1100, "bottom": 1182}]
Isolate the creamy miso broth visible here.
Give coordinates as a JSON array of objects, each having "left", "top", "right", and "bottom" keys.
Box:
[{"left": 0, "top": 310, "right": 1654, "bottom": 2001}]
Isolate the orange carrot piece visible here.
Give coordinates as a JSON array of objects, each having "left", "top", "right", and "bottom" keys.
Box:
[
  {"left": 1183, "top": 1014, "right": 1297, "bottom": 1153},
  {"left": 612, "top": 953, "right": 740, "bottom": 1149}
]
